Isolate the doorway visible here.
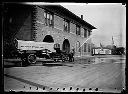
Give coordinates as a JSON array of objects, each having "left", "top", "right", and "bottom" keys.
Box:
[{"left": 62, "top": 39, "right": 70, "bottom": 53}]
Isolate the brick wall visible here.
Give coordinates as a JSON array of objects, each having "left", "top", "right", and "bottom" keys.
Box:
[
  {"left": 34, "top": 6, "right": 92, "bottom": 56},
  {"left": 54, "top": 15, "right": 63, "bottom": 31},
  {"left": 4, "top": 4, "right": 93, "bottom": 58}
]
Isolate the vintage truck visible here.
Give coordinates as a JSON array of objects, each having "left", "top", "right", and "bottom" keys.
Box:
[{"left": 13, "top": 39, "right": 73, "bottom": 66}]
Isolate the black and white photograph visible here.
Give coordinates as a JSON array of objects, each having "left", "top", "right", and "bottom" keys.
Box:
[{"left": 3, "top": 2, "right": 126, "bottom": 93}]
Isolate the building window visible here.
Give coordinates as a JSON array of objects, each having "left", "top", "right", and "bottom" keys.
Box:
[
  {"left": 76, "top": 25, "right": 81, "bottom": 36},
  {"left": 44, "top": 11, "right": 54, "bottom": 27},
  {"left": 88, "top": 30, "right": 91, "bottom": 37},
  {"left": 88, "top": 44, "right": 91, "bottom": 52},
  {"left": 84, "top": 28, "right": 87, "bottom": 38},
  {"left": 79, "top": 42, "right": 81, "bottom": 52},
  {"left": 76, "top": 41, "right": 81, "bottom": 52},
  {"left": 84, "top": 43, "right": 87, "bottom": 52},
  {"left": 63, "top": 19, "right": 70, "bottom": 33}
]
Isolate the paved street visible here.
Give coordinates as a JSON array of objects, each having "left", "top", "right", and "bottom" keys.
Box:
[{"left": 4, "top": 55, "right": 125, "bottom": 92}]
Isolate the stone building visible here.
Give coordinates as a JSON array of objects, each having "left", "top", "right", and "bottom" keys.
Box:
[{"left": 4, "top": 4, "right": 96, "bottom": 57}]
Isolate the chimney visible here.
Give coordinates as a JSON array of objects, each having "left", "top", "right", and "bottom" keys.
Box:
[{"left": 81, "top": 15, "right": 83, "bottom": 20}]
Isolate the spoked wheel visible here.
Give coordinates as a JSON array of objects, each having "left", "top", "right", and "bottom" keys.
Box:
[
  {"left": 62, "top": 55, "right": 65, "bottom": 62},
  {"left": 28, "top": 54, "right": 37, "bottom": 64},
  {"left": 54, "top": 59, "right": 56, "bottom": 62},
  {"left": 66, "top": 56, "right": 69, "bottom": 61}
]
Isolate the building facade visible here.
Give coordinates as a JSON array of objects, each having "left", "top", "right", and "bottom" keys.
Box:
[{"left": 4, "top": 4, "right": 96, "bottom": 57}]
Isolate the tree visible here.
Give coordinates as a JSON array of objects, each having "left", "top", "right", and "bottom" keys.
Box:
[
  {"left": 115, "top": 47, "right": 125, "bottom": 55},
  {"left": 111, "top": 45, "right": 117, "bottom": 55}
]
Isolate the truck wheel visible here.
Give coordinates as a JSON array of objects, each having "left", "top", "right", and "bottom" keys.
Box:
[
  {"left": 62, "top": 55, "right": 65, "bottom": 62},
  {"left": 67, "top": 56, "right": 69, "bottom": 61},
  {"left": 28, "top": 54, "right": 37, "bottom": 64},
  {"left": 54, "top": 59, "right": 56, "bottom": 62}
]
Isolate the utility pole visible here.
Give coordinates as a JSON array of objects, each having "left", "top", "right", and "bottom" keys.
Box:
[{"left": 112, "top": 36, "right": 114, "bottom": 46}]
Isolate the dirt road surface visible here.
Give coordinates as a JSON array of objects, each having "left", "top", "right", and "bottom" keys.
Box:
[{"left": 4, "top": 55, "right": 125, "bottom": 92}]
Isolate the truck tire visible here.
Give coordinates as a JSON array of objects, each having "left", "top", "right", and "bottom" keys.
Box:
[
  {"left": 62, "top": 55, "right": 65, "bottom": 62},
  {"left": 54, "top": 59, "right": 56, "bottom": 62},
  {"left": 28, "top": 54, "right": 37, "bottom": 64},
  {"left": 66, "top": 56, "right": 69, "bottom": 61}
]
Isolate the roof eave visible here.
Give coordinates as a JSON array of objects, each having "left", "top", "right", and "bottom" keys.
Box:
[{"left": 38, "top": 5, "right": 97, "bottom": 30}]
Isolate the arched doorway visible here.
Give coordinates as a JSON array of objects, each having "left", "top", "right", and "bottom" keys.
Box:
[
  {"left": 62, "top": 39, "right": 70, "bottom": 53},
  {"left": 43, "top": 35, "right": 54, "bottom": 43}
]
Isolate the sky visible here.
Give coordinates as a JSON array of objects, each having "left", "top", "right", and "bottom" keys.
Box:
[{"left": 60, "top": 3, "right": 126, "bottom": 47}]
